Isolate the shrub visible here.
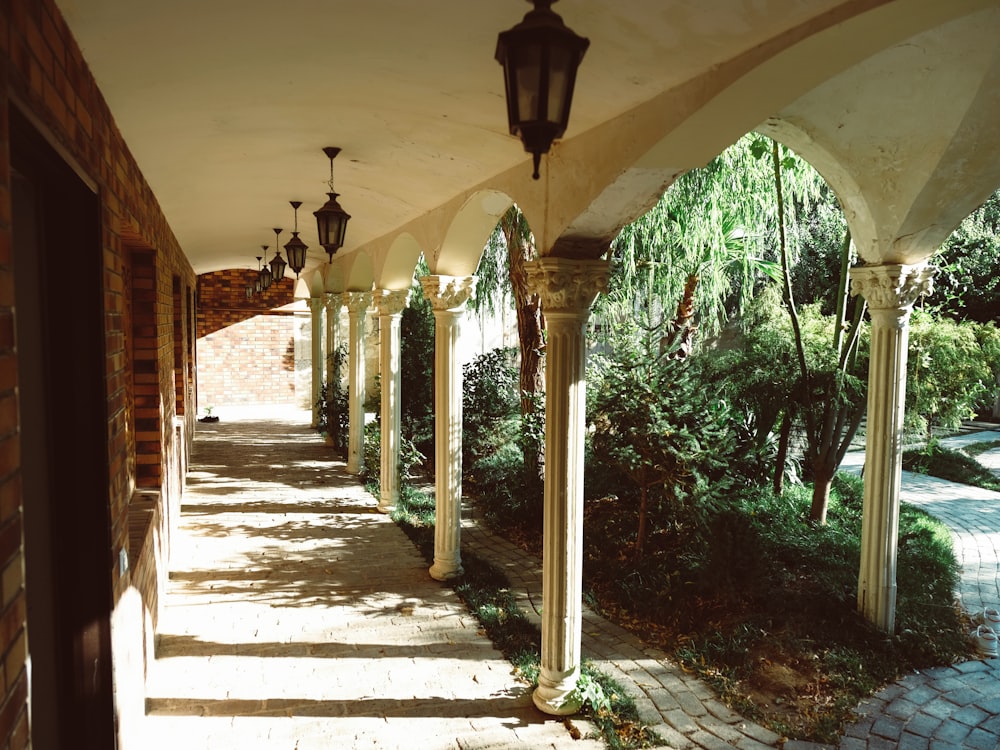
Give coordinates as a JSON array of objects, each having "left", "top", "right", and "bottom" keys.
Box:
[
  {"left": 462, "top": 347, "right": 520, "bottom": 466},
  {"left": 906, "top": 310, "right": 993, "bottom": 437},
  {"left": 401, "top": 277, "right": 435, "bottom": 465}
]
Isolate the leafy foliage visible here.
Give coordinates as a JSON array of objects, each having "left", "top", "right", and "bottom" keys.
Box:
[
  {"left": 401, "top": 267, "right": 436, "bottom": 465},
  {"left": 906, "top": 309, "right": 996, "bottom": 437},
  {"left": 462, "top": 347, "right": 521, "bottom": 466},
  {"left": 316, "top": 343, "right": 349, "bottom": 454},
  {"left": 462, "top": 346, "right": 544, "bottom": 531},
  {"left": 587, "top": 319, "right": 754, "bottom": 558},
  {"left": 926, "top": 189, "right": 1000, "bottom": 323}
]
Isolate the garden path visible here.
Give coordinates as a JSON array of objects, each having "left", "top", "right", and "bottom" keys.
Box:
[{"left": 837, "top": 425, "right": 1000, "bottom": 749}]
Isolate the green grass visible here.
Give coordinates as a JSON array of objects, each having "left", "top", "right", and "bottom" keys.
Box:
[{"left": 962, "top": 438, "right": 1000, "bottom": 458}]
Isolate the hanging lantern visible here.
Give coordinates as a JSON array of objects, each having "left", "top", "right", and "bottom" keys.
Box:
[
  {"left": 495, "top": 0, "right": 589, "bottom": 179},
  {"left": 269, "top": 227, "right": 286, "bottom": 282},
  {"left": 313, "top": 147, "right": 351, "bottom": 260},
  {"left": 258, "top": 245, "right": 273, "bottom": 291},
  {"left": 284, "top": 201, "right": 309, "bottom": 277}
]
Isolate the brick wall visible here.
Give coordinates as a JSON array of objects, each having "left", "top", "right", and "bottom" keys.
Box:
[
  {"left": 0, "top": 0, "right": 198, "bottom": 746},
  {"left": 197, "top": 269, "right": 300, "bottom": 408}
]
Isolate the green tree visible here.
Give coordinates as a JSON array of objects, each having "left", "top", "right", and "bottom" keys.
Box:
[
  {"left": 906, "top": 310, "right": 995, "bottom": 437},
  {"left": 926, "top": 189, "right": 1000, "bottom": 323},
  {"left": 588, "top": 321, "right": 741, "bottom": 558},
  {"left": 768, "top": 138, "right": 867, "bottom": 523},
  {"left": 474, "top": 206, "right": 546, "bottom": 482},
  {"left": 401, "top": 259, "right": 436, "bottom": 467},
  {"left": 596, "top": 135, "right": 789, "bottom": 346}
]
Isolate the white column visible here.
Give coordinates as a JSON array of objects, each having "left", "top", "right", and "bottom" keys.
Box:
[
  {"left": 309, "top": 296, "right": 325, "bottom": 428},
  {"left": 525, "top": 257, "right": 609, "bottom": 715},
  {"left": 419, "top": 275, "right": 476, "bottom": 581},
  {"left": 850, "top": 263, "right": 933, "bottom": 633},
  {"left": 345, "top": 292, "right": 372, "bottom": 474},
  {"left": 377, "top": 289, "right": 410, "bottom": 513}
]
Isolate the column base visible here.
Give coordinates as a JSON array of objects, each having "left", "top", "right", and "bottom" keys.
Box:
[
  {"left": 429, "top": 559, "right": 463, "bottom": 581},
  {"left": 532, "top": 669, "right": 582, "bottom": 715},
  {"left": 376, "top": 500, "right": 395, "bottom": 514}
]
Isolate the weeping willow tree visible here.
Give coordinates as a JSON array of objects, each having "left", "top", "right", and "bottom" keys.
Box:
[
  {"left": 594, "top": 133, "right": 827, "bottom": 350},
  {"left": 765, "top": 136, "right": 867, "bottom": 523},
  {"left": 473, "top": 205, "right": 545, "bottom": 481}
]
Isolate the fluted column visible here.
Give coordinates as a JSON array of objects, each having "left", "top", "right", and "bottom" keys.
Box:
[
  {"left": 850, "top": 263, "right": 934, "bottom": 633},
  {"left": 419, "top": 275, "right": 476, "bottom": 581},
  {"left": 377, "top": 289, "right": 410, "bottom": 513},
  {"left": 309, "top": 297, "right": 325, "bottom": 428},
  {"left": 345, "top": 292, "right": 372, "bottom": 474},
  {"left": 526, "top": 257, "right": 609, "bottom": 715}
]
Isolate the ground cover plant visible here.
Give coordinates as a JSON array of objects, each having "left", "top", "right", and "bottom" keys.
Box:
[{"left": 580, "top": 472, "right": 970, "bottom": 743}]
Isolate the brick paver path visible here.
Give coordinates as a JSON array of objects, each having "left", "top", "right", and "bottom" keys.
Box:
[
  {"left": 837, "top": 429, "right": 1000, "bottom": 749},
  {"left": 140, "top": 409, "right": 602, "bottom": 750}
]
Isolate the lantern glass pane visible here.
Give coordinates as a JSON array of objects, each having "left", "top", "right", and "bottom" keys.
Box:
[
  {"left": 515, "top": 44, "right": 542, "bottom": 123},
  {"left": 547, "top": 46, "right": 572, "bottom": 127}
]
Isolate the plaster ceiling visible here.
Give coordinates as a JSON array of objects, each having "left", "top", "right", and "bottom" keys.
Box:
[{"left": 52, "top": 0, "right": 1000, "bottom": 280}]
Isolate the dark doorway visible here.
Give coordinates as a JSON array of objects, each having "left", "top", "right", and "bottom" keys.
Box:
[{"left": 11, "top": 107, "right": 116, "bottom": 749}]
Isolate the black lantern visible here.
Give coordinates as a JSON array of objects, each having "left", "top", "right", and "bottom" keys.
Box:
[
  {"left": 258, "top": 245, "right": 273, "bottom": 291},
  {"left": 495, "top": 0, "right": 589, "bottom": 179},
  {"left": 254, "top": 256, "right": 264, "bottom": 294},
  {"left": 313, "top": 147, "right": 351, "bottom": 261},
  {"left": 269, "top": 227, "right": 286, "bottom": 282},
  {"left": 284, "top": 200, "right": 308, "bottom": 277}
]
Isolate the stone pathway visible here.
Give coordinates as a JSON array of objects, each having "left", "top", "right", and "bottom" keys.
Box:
[
  {"left": 140, "top": 409, "right": 602, "bottom": 750},
  {"left": 147, "top": 408, "right": 1000, "bottom": 749},
  {"left": 837, "top": 427, "right": 1000, "bottom": 749}
]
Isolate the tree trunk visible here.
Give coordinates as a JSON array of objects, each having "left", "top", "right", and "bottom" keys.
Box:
[
  {"left": 635, "top": 484, "right": 649, "bottom": 560},
  {"left": 665, "top": 273, "right": 699, "bottom": 359},
  {"left": 773, "top": 411, "right": 792, "bottom": 496},
  {"left": 809, "top": 458, "right": 836, "bottom": 524},
  {"left": 501, "top": 209, "right": 545, "bottom": 479}
]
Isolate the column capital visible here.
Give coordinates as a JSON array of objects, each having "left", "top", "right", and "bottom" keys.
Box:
[
  {"left": 307, "top": 295, "right": 325, "bottom": 312},
  {"left": 525, "top": 257, "right": 609, "bottom": 314},
  {"left": 324, "top": 291, "right": 344, "bottom": 309},
  {"left": 345, "top": 291, "right": 373, "bottom": 315},
  {"left": 850, "top": 263, "right": 934, "bottom": 311},
  {"left": 419, "top": 275, "right": 476, "bottom": 312},
  {"left": 377, "top": 288, "right": 411, "bottom": 317}
]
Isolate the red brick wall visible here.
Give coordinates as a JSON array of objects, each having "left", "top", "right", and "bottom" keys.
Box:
[
  {"left": 197, "top": 269, "right": 299, "bottom": 407},
  {"left": 0, "top": 0, "right": 198, "bottom": 746}
]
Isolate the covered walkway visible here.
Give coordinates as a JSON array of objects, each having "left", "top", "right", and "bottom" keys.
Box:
[
  {"left": 142, "top": 408, "right": 799, "bottom": 749},
  {"left": 140, "top": 409, "right": 602, "bottom": 750}
]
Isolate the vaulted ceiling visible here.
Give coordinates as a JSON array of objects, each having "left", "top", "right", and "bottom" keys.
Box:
[{"left": 55, "top": 0, "right": 1000, "bottom": 286}]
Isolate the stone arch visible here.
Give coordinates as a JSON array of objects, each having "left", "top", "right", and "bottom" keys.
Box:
[
  {"left": 537, "top": 0, "right": 997, "bottom": 262},
  {"left": 433, "top": 189, "right": 514, "bottom": 277},
  {"left": 323, "top": 264, "right": 346, "bottom": 295},
  {"left": 292, "top": 274, "right": 313, "bottom": 299},
  {"left": 345, "top": 249, "right": 375, "bottom": 291},
  {"left": 377, "top": 233, "right": 423, "bottom": 291},
  {"left": 756, "top": 5, "right": 1000, "bottom": 266}
]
